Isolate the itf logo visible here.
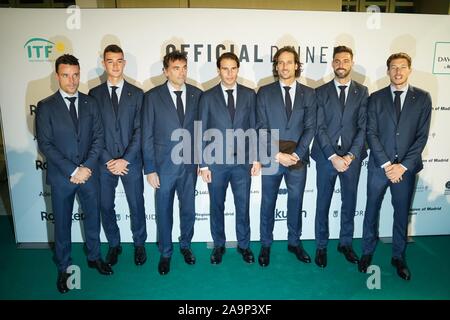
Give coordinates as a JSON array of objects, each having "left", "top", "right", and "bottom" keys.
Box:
[{"left": 24, "top": 37, "right": 66, "bottom": 61}]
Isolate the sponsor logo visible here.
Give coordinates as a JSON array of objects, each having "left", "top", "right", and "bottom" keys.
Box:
[
  {"left": 41, "top": 211, "right": 84, "bottom": 223},
  {"left": 445, "top": 181, "right": 450, "bottom": 196},
  {"left": 195, "top": 213, "right": 210, "bottom": 221},
  {"left": 35, "top": 160, "right": 47, "bottom": 170},
  {"left": 275, "top": 209, "right": 307, "bottom": 221},
  {"left": 24, "top": 37, "right": 66, "bottom": 62},
  {"left": 410, "top": 206, "right": 443, "bottom": 215},
  {"left": 433, "top": 42, "right": 450, "bottom": 74},
  {"left": 195, "top": 189, "right": 209, "bottom": 196}
]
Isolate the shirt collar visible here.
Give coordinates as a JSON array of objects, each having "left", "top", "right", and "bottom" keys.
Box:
[
  {"left": 334, "top": 78, "right": 351, "bottom": 89},
  {"left": 59, "top": 89, "right": 79, "bottom": 100},
  {"left": 167, "top": 81, "right": 186, "bottom": 93},
  {"left": 221, "top": 82, "right": 237, "bottom": 92},
  {"left": 107, "top": 79, "right": 124, "bottom": 89},
  {"left": 279, "top": 80, "right": 296, "bottom": 90},
  {"left": 390, "top": 83, "right": 409, "bottom": 95}
]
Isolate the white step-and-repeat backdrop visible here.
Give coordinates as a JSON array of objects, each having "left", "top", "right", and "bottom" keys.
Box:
[{"left": 0, "top": 8, "right": 449, "bottom": 244}]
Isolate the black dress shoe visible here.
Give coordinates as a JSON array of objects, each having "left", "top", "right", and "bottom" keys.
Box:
[
  {"left": 88, "top": 259, "right": 113, "bottom": 275},
  {"left": 134, "top": 245, "right": 147, "bottom": 266},
  {"left": 57, "top": 272, "right": 70, "bottom": 294},
  {"left": 315, "top": 248, "right": 327, "bottom": 268},
  {"left": 337, "top": 244, "right": 359, "bottom": 264},
  {"left": 180, "top": 248, "right": 196, "bottom": 265},
  {"left": 288, "top": 245, "right": 311, "bottom": 263},
  {"left": 106, "top": 246, "right": 122, "bottom": 266},
  {"left": 358, "top": 254, "right": 372, "bottom": 273},
  {"left": 158, "top": 257, "right": 171, "bottom": 275},
  {"left": 237, "top": 247, "right": 255, "bottom": 263},
  {"left": 391, "top": 258, "right": 411, "bottom": 280},
  {"left": 258, "top": 246, "right": 271, "bottom": 267},
  {"left": 210, "top": 246, "right": 225, "bottom": 264}
]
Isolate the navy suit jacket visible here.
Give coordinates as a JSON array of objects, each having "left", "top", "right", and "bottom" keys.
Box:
[
  {"left": 141, "top": 82, "right": 202, "bottom": 175},
  {"left": 367, "top": 85, "right": 432, "bottom": 174},
  {"left": 199, "top": 83, "right": 257, "bottom": 167},
  {"left": 88, "top": 80, "right": 144, "bottom": 165},
  {"left": 256, "top": 80, "right": 317, "bottom": 163},
  {"left": 311, "top": 80, "right": 368, "bottom": 162},
  {"left": 36, "top": 91, "right": 104, "bottom": 186}
]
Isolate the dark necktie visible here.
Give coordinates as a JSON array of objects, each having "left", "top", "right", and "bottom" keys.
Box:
[
  {"left": 338, "top": 85, "right": 347, "bottom": 113},
  {"left": 226, "top": 89, "right": 235, "bottom": 122},
  {"left": 174, "top": 91, "right": 184, "bottom": 124},
  {"left": 111, "top": 86, "right": 119, "bottom": 116},
  {"left": 283, "top": 86, "right": 292, "bottom": 119},
  {"left": 394, "top": 90, "right": 402, "bottom": 123},
  {"left": 65, "top": 97, "right": 78, "bottom": 132}
]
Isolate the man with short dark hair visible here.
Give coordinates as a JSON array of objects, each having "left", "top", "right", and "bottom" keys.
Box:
[
  {"left": 359, "top": 52, "right": 432, "bottom": 281},
  {"left": 89, "top": 45, "right": 147, "bottom": 267},
  {"left": 36, "top": 54, "right": 112, "bottom": 294},
  {"left": 256, "top": 46, "right": 317, "bottom": 267},
  {"left": 142, "top": 50, "right": 202, "bottom": 275},
  {"left": 199, "top": 52, "right": 260, "bottom": 265},
  {"left": 311, "top": 45, "right": 368, "bottom": 268}
]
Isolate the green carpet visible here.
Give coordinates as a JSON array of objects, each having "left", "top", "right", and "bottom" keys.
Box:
[{"left": 0, "top": 216, "right": 449, "bottom": 300}]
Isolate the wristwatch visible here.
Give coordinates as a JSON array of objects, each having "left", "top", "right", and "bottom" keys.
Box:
[{"left": 348, "top": 153, "right": 356, "bottom": 161}]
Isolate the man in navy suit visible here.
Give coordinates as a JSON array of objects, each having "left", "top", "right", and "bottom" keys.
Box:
[
  {"left": 142, "top": 51, "right": 202, "bottom": 275},
  {"left": 36, "top": 54, "right": 112, "bottom": 294},
  {"left": 257, "top": 46, "right": 317, "bottom": 267},
  {"left": 89, "top": 45, "right": 147, "bottom": 267},
  {"left": 311, "top": 46, "right": 368, "bottom": 268},
  {"left": 199, "top": 52, "right": 260, "bottom": 265},
  {"left": 359, "top": 53, "right": 432, "bottom": 280}
]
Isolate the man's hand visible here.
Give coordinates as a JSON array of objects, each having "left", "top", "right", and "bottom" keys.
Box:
[
  {"left": 342, "top": 154, "right": 354, "bottom": 166},
  {"left": 106, "top": 159, "right": 129, "bottom": 176},
  {"left": 146, "top": 172, "right": 160, "bottom": 189},
  {"left": 251, "top": 162, "right": 261, "bottom": 176},
  {"left": 385, "top": 164, "right": 406, "bottom": 183},
  {"left": 331, "top": 156, "right": 350, "bottom": 172},
  {"left": 70, "top": 166, "right": 92, "bottom": 184},
  {"left": 200, "top": 169, "right": 212, "bottom": 183},
  {"left": 275, "top": 152, "right": 298, "bottom": 167}
]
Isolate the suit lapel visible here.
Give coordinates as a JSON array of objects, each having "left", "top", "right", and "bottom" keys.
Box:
[
  {"left": 234, "top": 84, "right": 245, "bottom": 127},
  {"left": 343, "top": 80, "right": 359, "bottom": 119},
  {"left": 383, "top": 86, "right": 397, "bottom": 125},
  {"left": 100, "top": 83, "right": 116, "bottom": 123},
  {"left": 327, "top": 81, "right": 342, "bottom": 120},
  {"left": 160, "top": 82, "right": 181, "bottom": 126},
  {"left": 214, "top": 84, "right": 233, "bottom": 126},
  {"left": 398, "top": 86, "right": 416, "bottom": 126},
  {"left": 184, "top": 84, "right": 197, "bottom": 128},
  {"left": 118, "top": 81, "right": 132, "bottom": 119},
  {"left": 345, "top": 81, "right": 356, "bottom": 110},
  {"left": 273, "top": 82, "right": 288, "bottom": 124},
  {"left": 288, "top": 82, "right": 303, "bottom": 126},
  {"left": 56, "top": 91, "right": 79, "bottom": 134}
]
